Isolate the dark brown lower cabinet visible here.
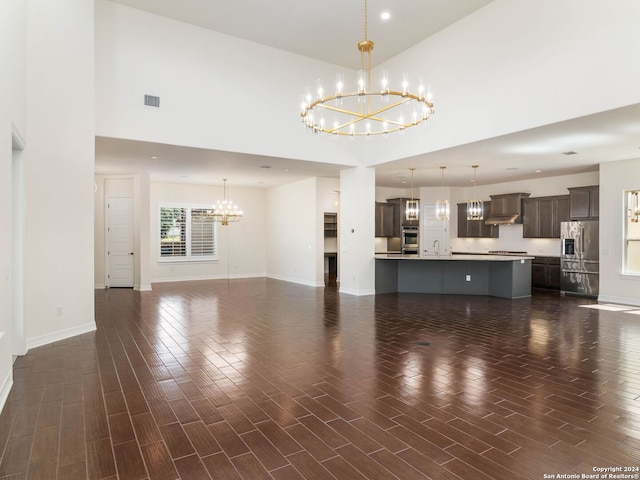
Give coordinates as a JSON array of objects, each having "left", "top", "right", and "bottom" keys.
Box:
[{"left": 532, "top": 256, "right": 561, "bottom": 289}]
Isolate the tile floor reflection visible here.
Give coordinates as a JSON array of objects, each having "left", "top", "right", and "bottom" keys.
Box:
[{"left": 1, "top": 279, "right": 639, "bottom": 479}]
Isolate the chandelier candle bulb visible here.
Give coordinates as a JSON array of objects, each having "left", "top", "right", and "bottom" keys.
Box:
[
  {"left": 380, "top": 69, "right": 389, "bottom": 94},
  {"left": 358, "top": 70, "right": 367, "bottom": 94},
  {"left": 402, "top": 73, "right": 409, "bottom": 96},
  {"left": 335, "top": 73, "right": 344, "bottom": 96},
  {"left": 316, "top": 79, "right": 324, "bottom": 101}
]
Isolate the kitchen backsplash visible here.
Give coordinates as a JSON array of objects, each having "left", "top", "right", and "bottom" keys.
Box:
[{"left": 450, "top": 224, "right": 561, "bottom": 256}]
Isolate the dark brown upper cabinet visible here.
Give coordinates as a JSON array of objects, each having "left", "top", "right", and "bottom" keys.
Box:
[
  {"left": 568, "top": 185, "right": 599, "bottom": 220},
  {"left": 522, "top": 195, "right": 569, "bottom": 238}
]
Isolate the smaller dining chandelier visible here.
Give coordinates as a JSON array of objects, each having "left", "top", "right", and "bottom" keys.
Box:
[
  {"left": 406, "top": 168, "right": 419, "bottom": 221},
  {"left": 435, "top": 166, "right": 450, "bottom": 221},
  {"left": 212, "top": 179, "right": 243, "bottom": 226},
  {"left": 467, "top": 165, "right": 483, "bottom": 221},
  {"left": 299, "top": 0, "right": 435, "bottom": 136}
]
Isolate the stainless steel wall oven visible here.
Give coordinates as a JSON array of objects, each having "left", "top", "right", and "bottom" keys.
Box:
[{"left": 402, "top": 226, "right": 419, "bottom": 254}]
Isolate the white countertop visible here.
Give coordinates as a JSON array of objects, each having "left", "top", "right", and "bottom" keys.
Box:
[{"left": 374, "top": 254, "right": 534, "bottom": 261}]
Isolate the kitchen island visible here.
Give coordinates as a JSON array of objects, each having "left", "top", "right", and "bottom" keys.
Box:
[{"left": 375, "top": 254, "right": 533, "bottom": 299}]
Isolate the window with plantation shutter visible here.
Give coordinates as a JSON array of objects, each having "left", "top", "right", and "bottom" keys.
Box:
[
  {"left": 191, "top": 208, "right": 216, "bottom": 257},
  {"left": 158, "top": 205, "right": 217, "bottom": 262}
]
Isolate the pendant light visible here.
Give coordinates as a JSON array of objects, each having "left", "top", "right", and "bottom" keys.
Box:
[
  {"left": 466, "top": 165, "right": 483, "bottom": 221},
  {"left": 435, "top": 166, "right": 450, "bottom": 221},
  {"left": 405, "top": 168, "right": 419, "bottom": 221}
]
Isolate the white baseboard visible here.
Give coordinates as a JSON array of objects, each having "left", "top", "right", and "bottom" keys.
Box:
[
  {"left": 26, "top": 321, "right": 97, "bottom": 351},
  {"left": 339, "top": 286, "right": 376, "bottom": 296},
  {"left": 152, "top": 273, "right": 265, "bottom": 284},
  {"left": 598, "top": 295, "right": 640, "bottom": 307},
  {"left": 134, "top": 283, "right": 153, "bottom": 291},
  {"left": 94, "top": 283, "right": 106, "bottom": 289},
  {"left": 0, "top": 369, "right": 13, "bottom": 415},
  {"left": 266, "top": 274, "right": 324, "bottom": 288}
]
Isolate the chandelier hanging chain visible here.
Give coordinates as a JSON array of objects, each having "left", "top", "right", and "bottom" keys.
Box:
[
  {"left": 299, "top": 0, "right": 435, "bottom": 136},
  {"left": 364, "top": 0, "right": 368, "bottom": 41}
]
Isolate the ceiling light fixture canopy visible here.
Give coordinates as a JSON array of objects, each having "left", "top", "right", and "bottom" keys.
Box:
[
  {"left": 300, "top": 0, "right": 435, "bottom": 136},
  {"left": 406, "top": 167, "right": 419, "bottom": 221},
  {"left": 467, "top": 165, "right": 483, "bottom": 221},
  {"left": 435, "top": 166, "right": 450, "bottom": 221},
  {"left": 211, "top": 179, "right": 243, "bottom": 226}
]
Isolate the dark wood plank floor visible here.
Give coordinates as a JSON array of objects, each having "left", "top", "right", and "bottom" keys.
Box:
[{"left": 1, "top": 278, "right": 639, "bottom": 479}]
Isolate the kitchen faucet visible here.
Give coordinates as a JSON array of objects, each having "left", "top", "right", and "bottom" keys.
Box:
[{"left": 433, "top": 239, "right": 440, "bottom": 256}]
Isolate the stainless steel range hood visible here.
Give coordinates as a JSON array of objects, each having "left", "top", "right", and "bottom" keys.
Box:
[
  {"left": 484, "top": 213, "right": 520, "bottom": 225},
  {"left": 484, "top": 193, "right": 530, "bottom": 225}
]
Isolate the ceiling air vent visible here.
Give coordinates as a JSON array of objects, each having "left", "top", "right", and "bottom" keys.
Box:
[{"left": 144, "top": 94, "right": 160, "bottom": 108}]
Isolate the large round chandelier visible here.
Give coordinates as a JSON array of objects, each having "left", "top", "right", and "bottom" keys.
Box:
[{"left": 300, "top": 0, "right": 435, "bottom": 136}]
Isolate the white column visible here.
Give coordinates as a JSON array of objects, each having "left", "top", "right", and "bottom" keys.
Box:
[
  {"left": 135, "top": 172, "right": 152, "bottom": 291},
  {"left": 339, "top": 166, "right": 376, "bottom": 296}
]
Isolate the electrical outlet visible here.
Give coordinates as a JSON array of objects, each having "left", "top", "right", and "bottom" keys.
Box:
[
  {"left": 465, "top": 274, "right": 471, "bottom": 282},
  {"left": 56, "top": 305, "right": 63, "bottom": 316}
]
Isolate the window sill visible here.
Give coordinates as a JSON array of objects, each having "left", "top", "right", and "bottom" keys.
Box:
[
  {"left": 158, "top": 258, "right": 219, "bottom": 264},
  {"left": 620, "top": 272, "right": 640, "bottom": 279}
]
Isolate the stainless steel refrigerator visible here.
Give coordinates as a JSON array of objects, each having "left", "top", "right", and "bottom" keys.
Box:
[{"left": 560, "top": 220, "right": 599, "bottom": 297}]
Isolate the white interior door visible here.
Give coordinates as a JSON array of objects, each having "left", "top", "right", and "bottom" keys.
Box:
[{"left": 107, "top": 197, "right": 134, "bottom": 287}]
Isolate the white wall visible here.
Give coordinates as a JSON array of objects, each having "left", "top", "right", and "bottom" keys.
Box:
[
  {"left": 599, "top": 159, "right": 640, "bottom": 306},
  {"left": 94, "top": 0, "right": 360, "bottom": 168},
  {"left": 9, "top": 0, "right": 26, "bottom": 136},
  {"left": 150, "top": 182, "right": 267, "bottom": 282},
  {"left": 22, "top": 0, "right": 96, "bottom": 350},
  {"left": 266, "top": 178, "right": 322, "bottom": 286},
  {"left": 94, "top": 175, "right": 106, "bottom": 287},
  {"left": 340, "top": 167, "right": 376, "bottom": 295},
  {"left": 0, "top": 0, "right": 20, "bottom": 409},
  {"left": 364, "top": 0, "right": 640, "bottom": 165},
  {"left": 318, "top": 176, "right": 340, "bottom": 258}
]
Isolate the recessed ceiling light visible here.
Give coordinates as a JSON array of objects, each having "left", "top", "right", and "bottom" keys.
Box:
[
  {"left": 380, "top": 11, "right": 391, "bottom": 20},
  {"left": 260, "top": 165, "right": 272, "bottom": 169},
  {"left": 150, "top": 155, "right": 160, "bottom": 159},
  {"left": 535, "top": 170, "right": 542, "bottom": 173}
]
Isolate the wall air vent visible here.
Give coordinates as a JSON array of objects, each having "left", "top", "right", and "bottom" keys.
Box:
[{"left": 144, "top": 94, "right": 160, "bottom": 108}]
